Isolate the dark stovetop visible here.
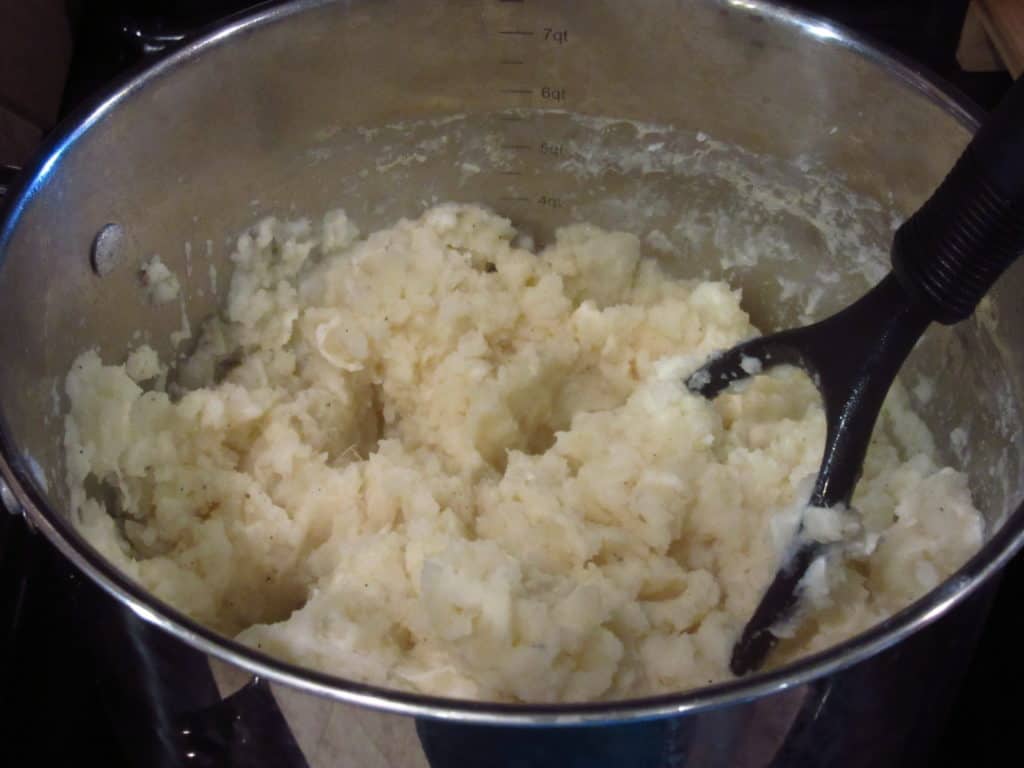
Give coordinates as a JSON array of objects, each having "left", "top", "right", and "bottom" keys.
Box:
[{"left": 1, "top": 2, "right": 1020, "bottom": 767}]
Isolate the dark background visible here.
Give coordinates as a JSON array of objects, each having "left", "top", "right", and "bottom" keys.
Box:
[{"left": 1, "top": 1, "right": 1020, "bottom": 766}]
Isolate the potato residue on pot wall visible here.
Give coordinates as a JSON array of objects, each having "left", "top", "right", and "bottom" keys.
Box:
[{"left": 63, "top": 204, "right": 983, "bottom": 702}]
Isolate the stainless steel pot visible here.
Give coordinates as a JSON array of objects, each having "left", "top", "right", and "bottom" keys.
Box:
[{"left": 2, "top": 1, "right": 1023, "bottom": 765}]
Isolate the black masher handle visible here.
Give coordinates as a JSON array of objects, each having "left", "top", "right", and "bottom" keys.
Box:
[{"left": 893, "top": 75, "right": 1024, "bottom": 324}]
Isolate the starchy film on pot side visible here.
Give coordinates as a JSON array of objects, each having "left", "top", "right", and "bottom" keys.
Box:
[{"left": 64, "top": 203, "right": 982, "bottom": 702}]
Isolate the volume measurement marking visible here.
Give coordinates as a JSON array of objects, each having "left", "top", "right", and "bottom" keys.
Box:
[
  {"left": 494, "top": 3, "right": 572, "bottom": 215},
  {"left": 498, "top": 87, "right": 567, "bottom": 100},
  {"left": 497, "top": 196, "right": 569, "bottom": 209},
  {"left": 497, "top": 28, "right": 569, "bottom": 44}
]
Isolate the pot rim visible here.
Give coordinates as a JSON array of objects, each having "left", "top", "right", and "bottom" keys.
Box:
[{"left": 0, "top": 0, "right": 1018, "bottom": 726}]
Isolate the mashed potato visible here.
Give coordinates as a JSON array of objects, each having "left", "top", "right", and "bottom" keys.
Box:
[{"left": 64, "top": 204, "right": 983, "bottom": 702}]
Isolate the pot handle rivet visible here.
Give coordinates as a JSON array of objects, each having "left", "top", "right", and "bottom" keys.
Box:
[{"left": 91, "top": 223, "right": 125, "bottom": 276}]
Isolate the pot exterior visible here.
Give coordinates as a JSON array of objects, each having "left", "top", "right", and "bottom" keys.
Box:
[{"left": 77, "top": 566, "right": 992, "bottom": 767}]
